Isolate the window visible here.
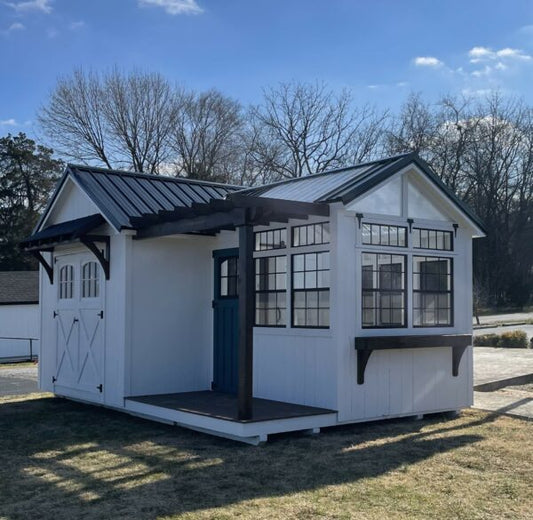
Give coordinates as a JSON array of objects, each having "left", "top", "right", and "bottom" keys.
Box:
[
  {"left": 255, "top": 256, "right": 286, "bottom": 326},
  {"left": 362, "top": 253, "right": 406, "bottom": 328},
  {"left": 82, "top": 262, "right": 99, "bottom": 298},
  {"left": 219, "top": 257, "right": 238, "bottom": 297},
  {"left": 413, "top": 256, "right": 453, "bottom": 327},
  {"left": 254, "top": 228, "right": 287, "bottom": 251},
  {"left": 292, "top": 222, "right": 330, "bottom": 247},
  {"left": 412, "top": 228, "right": 453, "bottom": 251},
  {"left": 292, "top": 252, "right": 330, "bottom": 328},
  {"left": 59, "top": 265, "right": 74, "bottom": 299},
  {"left": 361, "top": 223, "right": 407, "bottom": 247}
]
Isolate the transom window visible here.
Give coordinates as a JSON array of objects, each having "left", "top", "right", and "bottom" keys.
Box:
[
  {"left": 292, "top": 222, "right": 330, "bottom": 247},
  {"left": 361, "top": 223, "right": 407, "bottom": 247},
  {"left": 254, "top": 228, "right": 287, "bottom": 251},
  {"left": 362, "top": 253, "right": 406, "bottom": 328},
  {"left": 219, "top": 257, "right": 238, "bottom": 297},
  {"left": 413, "top": 256, "right": 453, "bottom": 327},
  {"left": 255, "top": 256, "right": 286, "bottom": 326},
  {"left": 412, "top": 228, "right": 453, "bottom": 251},
  {"left": 59, "top": 265, "right": 74, "bottom": 299},
  {"left": 82, "top": 262, "right": 99, "bottom": 298},
  {"left": 292, "top": 251, "right": 330, "bottom": 328}
]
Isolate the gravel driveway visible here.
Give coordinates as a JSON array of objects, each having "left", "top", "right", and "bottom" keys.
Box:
[{"left": 0, "top": 365, "right": 38, "bottom": 396}]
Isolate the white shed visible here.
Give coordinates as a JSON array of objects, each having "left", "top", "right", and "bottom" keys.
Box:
[
  {"left": 0, "top": 271, "right": 39, "bottom": 361},
  {"left": 21, "top": 152, "right": 485, "bottom": 444}
]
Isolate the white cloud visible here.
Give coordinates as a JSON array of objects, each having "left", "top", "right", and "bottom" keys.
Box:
[
  {"left": 138, "top": 0, "right": 203, "bottom": 15},
  {"left": 413, "top": 56, "right": 443, "bottom": 68},
  {"left": 6, "top": 0, "right": 52, "bottom": 14},
  {"left": 471, "top": 65, "right": 492, "bottom": 77},
  {"left": 468, "top": 46, "right": 532, "bottom": 63},
  {"left": 0, "top": 118, "right": 18, "bottom": 126},
  {"left": 69, "top": 20, "right": 85, "bottom": 30},
  {"left": 2, "top": 22, "right": 25, "bottom": 35}
]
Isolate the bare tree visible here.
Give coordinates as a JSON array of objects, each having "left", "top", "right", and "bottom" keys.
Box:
[
  {"left": 250, "top": 81, "right": 387, "bottom": 179},
  {"left": 170, "top": 89, "right": 244, "bottom": 183},
  {"left": 38, "top": 68, "right": 176, "bottom": 173}
]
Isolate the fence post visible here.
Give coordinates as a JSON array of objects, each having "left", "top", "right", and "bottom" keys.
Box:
[{"left": 29, "top": 338, "right": 33, "bottom": 362}]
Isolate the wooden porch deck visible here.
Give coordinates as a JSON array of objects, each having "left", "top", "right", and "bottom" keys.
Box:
[{"left": 126, "top": 391, "right": 335, "bottom": 424}]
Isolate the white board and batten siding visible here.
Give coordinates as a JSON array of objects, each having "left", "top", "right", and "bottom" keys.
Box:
[
  {"left": 334, "top": 166, "right": 474, "bottom": 423},
  {"left": 0, "top": 304, "right": 39, "bottom": 360}
]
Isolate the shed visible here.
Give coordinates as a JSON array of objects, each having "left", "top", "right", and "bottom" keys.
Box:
[
  {"left": 0, "top": 271, "right": 39, "bottom": 361},
  {"left": 21, "top": 152, "right": 485, "bottom": 444}
]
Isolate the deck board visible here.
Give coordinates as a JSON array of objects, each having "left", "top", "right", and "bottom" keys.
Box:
[{"left": 127, "top": 391, "right": 335, "bottom": 423}]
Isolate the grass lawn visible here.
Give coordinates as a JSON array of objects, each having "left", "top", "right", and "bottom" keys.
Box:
[{"left": 0, "top": 394, "right": 531, "bottom": 520}]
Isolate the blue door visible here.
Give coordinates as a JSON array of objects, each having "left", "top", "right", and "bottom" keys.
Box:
[{"left": 212, "top": 248, "right": 239, "bottom": 394}]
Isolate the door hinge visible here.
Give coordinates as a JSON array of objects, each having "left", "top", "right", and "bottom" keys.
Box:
[
  {"left": 52, "top": 376, "right": 57, "bottom": 383},
  {"left": 97, "top": 384, "right": 103, "bottom": 393},
  {"left": 73, "top": 317, "right": 79, "bottom": 323},
  {"left": 98, "top": 310, "right": 104, "bottom": 319},
  {"left": 210, "top": 380, "right": 216, "bottom": 390},
  {"left": 211, "top": 300, "right": 216, "bottom": 308}
]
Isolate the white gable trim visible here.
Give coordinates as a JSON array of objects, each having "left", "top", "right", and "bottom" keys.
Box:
[
  {"left": 346, "top": 163, "right": 485, "bottom": 237},
  {"left": 37, "top": 171, "right": 119, "bottom": 233}
]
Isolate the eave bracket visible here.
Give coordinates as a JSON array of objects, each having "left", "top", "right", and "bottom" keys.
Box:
[
  {"left": 81, "top": 235, "right": 110, "bottom": 280},
  {"left": 31, "top": 250, "right": 53, "bottom": 284}
]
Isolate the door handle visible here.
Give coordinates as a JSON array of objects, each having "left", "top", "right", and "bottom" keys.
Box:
[
  {"left": 97, "top": 310, "right": 104, "bottom": 319},
  {"left": 73, "top": 318, "right": 79, "bottom": 323}
]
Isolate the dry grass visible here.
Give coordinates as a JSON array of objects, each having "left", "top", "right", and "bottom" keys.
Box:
[
  {"left": 0, "top": 393, "right": 531, "bottom": 520},
  {"left": 0, "top": 362, "right": 37, "bottom": 370}
]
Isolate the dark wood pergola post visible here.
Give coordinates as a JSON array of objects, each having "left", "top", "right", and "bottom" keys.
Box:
[{"left": 238, "top": 213, "right": 254, "bottom": 420}]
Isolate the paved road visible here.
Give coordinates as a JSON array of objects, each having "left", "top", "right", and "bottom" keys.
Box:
[
  {"left": 473, "top": 311, "right": 533, "bottom": 326},
  {"left": 0, "top": 366, "right": 38, "bottom": 396}
]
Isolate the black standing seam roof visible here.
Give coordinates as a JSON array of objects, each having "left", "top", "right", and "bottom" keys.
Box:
[
  {"left": 64, "top": 165, "right": 242, "bottom": 231},
  {"left": 32, "top": 153, "right": 485, "bottom": 237}
]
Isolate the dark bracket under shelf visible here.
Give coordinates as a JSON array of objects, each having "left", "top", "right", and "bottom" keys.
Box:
[{"left": 354, "top": 334, "right": 472, "bottom": 384}]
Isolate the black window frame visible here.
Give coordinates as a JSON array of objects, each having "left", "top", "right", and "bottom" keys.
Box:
[
  {"left": 361, "top": 223, "right": 407, "bottom": 248},
  {"left": 254, "top": 228, "right": 287, "bottom": 252},
  {"left": 412, "top": 227, "right": 453, "bottom": 251},
  {"left": 59, "top": 264, "right": 74, "bottom": 300},
  {"left": 254, "top": 255, "right": 287, "bottom": 327},
  {"left": 218, "top": 256, "right": 239, "bottom": 298},
  {"left": 361, "top": 252, "right": 407, "bottom": 329},
  {"left": 291, "top": 251, "right": 330, "bottom": 329},
  {"left": 291, "top": 222, "right": 330, "bottom": 248},
  {"left": 413, "top": 255, "right": 454, "bottom": 328}
]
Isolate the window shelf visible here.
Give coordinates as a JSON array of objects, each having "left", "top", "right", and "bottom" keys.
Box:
[{"left": 354, "top": 334, "right": 471, "bottom": 384}]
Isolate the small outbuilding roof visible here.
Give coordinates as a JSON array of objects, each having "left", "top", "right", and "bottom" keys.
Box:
[
  {"left": 37, "top": 165, "right": 241, "bottom": 232},
  {"left": 30, "top": 152, "right": 486, "bottom": 240},
  {"left": 0, "top": 271, "right": 39, "bottom": 304}
]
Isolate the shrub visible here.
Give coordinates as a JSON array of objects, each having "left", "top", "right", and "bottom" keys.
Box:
[
  {"left": 499, "top": 331, "right": 528, "bottom": 348},
  {"left": 474, "top": 330, "right": 529, "bottom": 348},
  {"left": 473, "top": 333, "right": 500, "bottom": 347}
]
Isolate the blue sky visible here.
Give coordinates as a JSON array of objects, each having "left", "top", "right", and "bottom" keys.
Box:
[{"left": 1, "top": 0, "right": 533, "bottom": 139}]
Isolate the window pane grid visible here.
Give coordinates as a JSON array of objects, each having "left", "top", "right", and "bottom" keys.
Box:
[
  {"left": 362, "top": 253, "right": 406, "bottom": 328},
  {"left": 292, "top": 222, "right": 330, "bottom": 247},
  {"left": 82, "top": 262, "right": 99, "bottom": 298},
  {"left": 255, "top": 255, "right": 286, "bottom": 326},
  {"left": 254, "top": 228, "right": 287, "bottom": 251},
  {"left": 59, "top": 265, "right": 74, "bottom": 300},
  {"left": 413, "top": 256, "right": 453, "bottom": 327},
  {"left": 292, "top": 252, "right": 330, "bottom": 328},
  {"left": 362, "top": 223, "right": 407, "bottom": 247},
  {"left": 412, "top": 228, "right": 453, "bottom": 251},
  {"left": 219, "top": 257, "right": 238, "bottom": 297}
]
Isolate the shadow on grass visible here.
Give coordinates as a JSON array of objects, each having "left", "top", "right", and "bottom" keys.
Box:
[{"left": 0, "top": 396, "right": 484, "bottom": 519}]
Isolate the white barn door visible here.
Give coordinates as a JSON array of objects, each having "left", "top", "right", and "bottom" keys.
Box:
[{"left": 54, "top": 253, "right": 105, "bottom": 401}]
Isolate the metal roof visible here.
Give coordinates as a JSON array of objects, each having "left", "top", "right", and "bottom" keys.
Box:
[
  {"left": 66, "top": 165, "right": 241, "bottom": 231},
  {"left": 236, "top": 153, "right": 411, "bottom": 202},
  {"left": 235, "top": 152, "right": 486, "bottom": 232},
  {"left": 21, "top": 214, "right": 105, "bottom": 249},
  {"left": 0, "top": 271, "right": 39, "bottom": 304},
  {"left": 33, "top": 152, "right": 485, "bottom": 236}
]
